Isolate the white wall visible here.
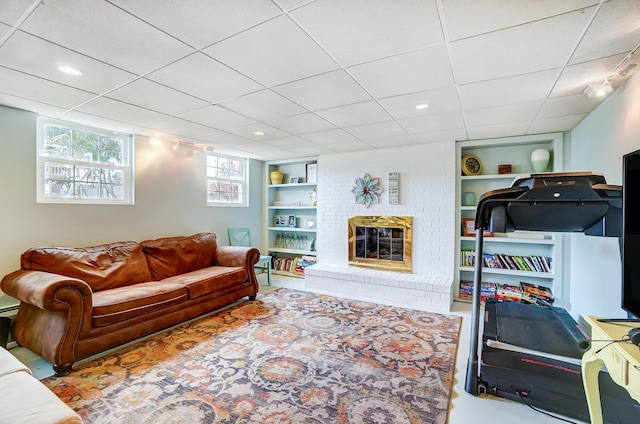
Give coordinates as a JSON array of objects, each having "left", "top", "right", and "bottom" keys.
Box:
[
  {"left": 316, "top": 141, "right": 456, "bottom": 277},
  {"left": 0, "top": 105, "right": 263, "bottom": 291},
  {"left": 569, "top": 72, "right": 640, "bottom": 319}
]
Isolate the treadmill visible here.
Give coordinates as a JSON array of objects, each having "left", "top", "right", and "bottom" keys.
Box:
[{"left": 464, "top": 172, "right": 640, "bottom": 422}]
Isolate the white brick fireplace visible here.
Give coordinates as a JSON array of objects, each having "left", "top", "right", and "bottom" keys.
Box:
[{"left": 304, "top": 141, "right": 456, "bottom": 311}]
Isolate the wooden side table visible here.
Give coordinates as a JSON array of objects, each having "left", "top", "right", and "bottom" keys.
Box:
[{"left": 582, "top": 316, "right": 640, "bottom": 424}]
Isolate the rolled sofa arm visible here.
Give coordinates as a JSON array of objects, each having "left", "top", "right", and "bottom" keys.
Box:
[
  {"left": 1, "top": 270, "right": 93, "bottom": 312},
  {"left": 215, "top": 246, "right": 260, "bottom": 268}
]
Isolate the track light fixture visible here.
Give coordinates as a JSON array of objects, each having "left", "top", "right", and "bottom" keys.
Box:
[{"left": 583, "top": 42, "right": 640, "bottom": 100}]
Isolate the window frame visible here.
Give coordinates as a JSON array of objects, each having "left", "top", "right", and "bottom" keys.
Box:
[
  {"left": 36, "top": 117, "right": 134, "bottom": 205},
  {"left": 206, "top": 151, "right": 249, "bottom": 207}
]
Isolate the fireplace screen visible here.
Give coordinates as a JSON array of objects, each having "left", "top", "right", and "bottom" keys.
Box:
[{"left": 348, "top": 216, "right": 412, "bottom": 272}]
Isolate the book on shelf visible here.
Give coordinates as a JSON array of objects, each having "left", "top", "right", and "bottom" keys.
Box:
[
  {"left": 459, "top": 280, "right": 553, "bottom": 305},
  {"left": 461, "top": 251, "right": 552, "bottom": 273}
]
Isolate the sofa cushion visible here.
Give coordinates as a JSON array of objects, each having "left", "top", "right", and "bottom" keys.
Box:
[
  {"left": 142, "top": 233, "right": 218, "bottom": 280},
  {"left": 92, "top": 281, "right": 188, "bottom": 327},
  {"left": 162, "top": 266, "right": 248, "bottom": 299},
  {"left": 21, "top": 242, "right": 152, "bottom": 292},
  {"left": 0, "top": 346, "right": 31, "bottom": 378}
]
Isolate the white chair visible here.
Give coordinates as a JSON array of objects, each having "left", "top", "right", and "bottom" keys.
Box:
[{"left": 227, "top": 227, "right": 271, "bottom": 285}]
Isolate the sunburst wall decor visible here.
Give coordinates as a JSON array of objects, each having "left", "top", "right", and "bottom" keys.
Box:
[{"left": 351, "top": 173, "right": 383, "bottom": 208}]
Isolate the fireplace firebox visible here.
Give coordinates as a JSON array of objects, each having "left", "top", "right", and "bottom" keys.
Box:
[{"left": 348, "top": 216, "right": 412, "bottom": 272}]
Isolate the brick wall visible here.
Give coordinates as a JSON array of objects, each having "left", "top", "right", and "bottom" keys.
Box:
[{"left": 306, "top": 141, "right": 457, "bottom": 311}]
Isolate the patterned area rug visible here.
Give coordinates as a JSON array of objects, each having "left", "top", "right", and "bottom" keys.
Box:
[{"left": 42, "top": 289, "right": 461, "bottom": 424}]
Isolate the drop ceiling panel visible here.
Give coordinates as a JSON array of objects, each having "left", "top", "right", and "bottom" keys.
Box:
[
  {"left": 19, "top": 0, "right": 194, "bottom": 75},
  {"left": 379, "top": 87, "right": 461, "bottom": 120},
  {"left": 316, "top": 101, "right": 392, "bottom": 127},
  {"left": 347, "top": 46, "right": 455, "bottom": 98},
  {"left": 0, "top": 22, "right": 11, "bottom": 40},
  {"left": 106, "top": 78, "right": 209, "bottom": 116},
  {"left": 204, "top": 15, "right": 339, "bottom": 87},
  {"left": 467, "top": 121, "right": 532, "bottom": 140},
  {"left": 272, "top": 70, "right": 372, "bottom": 111},
  {"left": 412, "top": 127, "right": 468, "bottom": 144},
  {"left": 458, "top": 69, "right": 560, "bottom": 110},
  {"left": 177, "top": 105, "right": 256, "bottom": 130},
  {"left": 300, "top": 128, "right": 361, "bottom": 145},
  {"left": 146, "top": 53, "right": 263, "bottom": 104},
  {"left": 363, "top": 134, "right": 417, "bottom": 149},
  {"left": 399, "top": 111, "right": 465, "bottom": 133},
  {"left": 109, "top": 0, "right": 282, "bottom": 50},
  {"left": 0, "top": 66, "right": 97, "bottom": 109},
  {"left": 225, "top": 122, "right": 290, "bottom": 140},
  {"left": 219, "top": 89, "right": 306, "bottom": 120},
  {"left": 463, "top": 101, "right": 543, "bottom": 127},
  {"left": 73, "top": 97, "right": 169, "bottom": 127},
  {"left": 344, "top": 121, "right": 406, "bottom": 140},
  {"left": 441, "top": 0, "right": 599, "bottom": 41},
  {"left": 0, "top": 0, "right": 37, "bottom": 25},
  {"left": 327, "top": 140, "right": 374, "bottom": 152},
  {"left": 570, "top": 0, "right": 640, "bottom": 64},
  {"left": 537, "top": 94, "right": 600, "bottom": 118},
  {"left": 289, "top": 0, "right": 444, "bottom": 66},
  {"left": 0, "top": 31, "right": 136, "bottom": 94},
  {"left": 143, "top": 117, "right": 235, "bottom": 143},
  {"left": 528, "top": 113, "right": 589, "bottom": 134},
  {"left": 261, "top": 113, "right": 336, "bottom": 135},
  {"left": 450, "top": 9, "right": 593, "bottom": 84}
]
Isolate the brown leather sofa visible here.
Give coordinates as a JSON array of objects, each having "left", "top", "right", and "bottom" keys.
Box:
[{"left": 1, "top": 233, "right": 259, "bottom": 376}]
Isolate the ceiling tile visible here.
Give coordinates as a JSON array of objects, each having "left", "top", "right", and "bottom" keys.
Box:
[
  {"left": 413, "top": 128, "right": 467, "bottom": 144},
  {"left": 273, "top": 70, "right": 372, "bottom": 111},
  {"left": 225, "top": 122, "right": 290, "bottom": 140},
  {"left": 0, "top": 21, "right": 10, "bottom": 40},
  {"left": 348, "top": 46, "right": 455, "bottom": 98},
  {"left": 362, "top": 134, "right": 417, "bottom": 149},
  {"left": 466, "top": 121, "right": 532, "bottom": 140},
  {"left": 325, "top": 139, "right": 373, "bottom": 153},
  {"left": 552, "top": 54, "right": 626, "bottom": 97},
  {"left": 441, "top": 0, "right": 599, "bottom": 41},
  {"left": 142, "top": 117, "right": 242, "bottom": 145},
  {"left": 300, "top": 128, "right": 361, "bottom": 145},
  {"left": 379, "top": 87, "right": 461, "bottom": 120},
  {"left": 528, "top": 113, "right": 589, "bottom": 134},
  {"left": 400, "top": 111, "right": 465, "bottom": 133},
  {"left": 463, "top": 101, "right": 543, "bottom": 127},
  {"left": 262, "top": 113, "right": 336, "bottom": 134},
  {"left": 20, "top": 0, "right": 194, "bottom": 75},
  {"left": 0, "top": 30, "right": 137, "bottom": 94},
  {"left": 177, "top": 105, "right": 256, "bottom": 130},
  {"left": 109, "top": 0, "right": 282, "bottom": 50},
  {"left": 458, "top": 69, "right": 560, "bottom": 110},
  {"left": 0, "top": 66, "right": 96, "bottom": 109},
  {"left": 147, "top": 53, "right": 263, "bottom": 104},
  {"left": 450, "top": 8, "right": 594, "bottom": 84},
  {"left": 316, "top": 101, "right": 392, "bottom": 127},
  {"left": 107, "top": 78, "right": 209, "bottom": 116},
  {"left": 0, "top": 0, "right": 37, "bottom": 25},
  {"left": 570, "top": 0, "right": 640, "bottom": 64},
  {"left": 289, "top": 0, "right": 443, "bottom": 66},
  {"left": 204, "top": 15, "right": 339, "bottom": 87},
  {"left": 273, "top": 0, "right": 309, "bottom": 11},
  {"left": 537, "top": 94, "right": 600, "bottom": 119},
  {"left": 219, "top": 89, "right": 306, "bottom": 120},
  {"left": 344, "top": 121, "right": 406, "bottom": 140},
  {"left": 0, "top": 93, "right": 68, "bottom": 119},
  {"left": 73, "top": 97, "right": 169, "bottom": 127}
]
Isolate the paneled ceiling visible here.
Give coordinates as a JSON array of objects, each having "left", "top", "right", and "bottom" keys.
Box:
[{"left": 0, "top": 0, "right": 639, "bottom": 160}]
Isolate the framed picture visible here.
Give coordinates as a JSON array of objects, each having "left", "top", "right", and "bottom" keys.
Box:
[
  {"left": 300, "top": 216, "right": 317, "bottom": 229},
  {"left": 462, "top": 218, "right": 476, "bottom": 236},
  {"left": 287, "top": 215, "right": 297, "bottom": 227},
  {"left": 306, "top": 163, "right": 317, "bottom": 184},
  {"left": 275, "top": 215, "right": 289, "bottom": 227},
  {"left": 289, "top": 177, "right": 299, "bottom": 184}
]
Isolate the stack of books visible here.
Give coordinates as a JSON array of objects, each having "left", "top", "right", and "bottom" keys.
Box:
[
  {"left": 460, "top": 250, "right": 552, "bottom": 273},
  {"left": 459, "top": 280, "right": 554, "bottom": 305}
]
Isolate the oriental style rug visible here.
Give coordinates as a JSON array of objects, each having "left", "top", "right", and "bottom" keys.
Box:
[{"left": 42, "top": 289, "right": 461, "bottom": 424}]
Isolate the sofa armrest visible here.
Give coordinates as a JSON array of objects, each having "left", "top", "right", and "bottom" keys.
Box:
[
  {"left": 215, "top": 246, "right": 260, "bottom": 269},
  {"left": 1, "top": 270, "right": 93, "bottom": 312}
]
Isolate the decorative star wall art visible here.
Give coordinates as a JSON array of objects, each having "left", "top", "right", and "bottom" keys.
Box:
[{"left": 351, "top": 173, "right": 383, "bottom": 208}]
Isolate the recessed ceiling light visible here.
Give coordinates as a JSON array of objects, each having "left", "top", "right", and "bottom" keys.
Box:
[
  {"left": 254, "top": 131, "right": 265, "bottom": 136},
  {"left": 415, "top": 104, "right": 429, "bottom": 110},
  {"left": 56, "top": 65, "right": 83, "bottom": 76}
]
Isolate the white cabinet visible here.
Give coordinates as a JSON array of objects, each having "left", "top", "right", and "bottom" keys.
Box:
[
  {"left": 264, "top": 158, "right": 318, "bottom": 278},
  {"left": 455, "top": 133, "right": 565, "bottom": 303}
]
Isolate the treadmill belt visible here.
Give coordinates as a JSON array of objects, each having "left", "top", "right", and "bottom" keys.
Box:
[{"left": 495, "top": 302, "right": 587, "bottom": 358}]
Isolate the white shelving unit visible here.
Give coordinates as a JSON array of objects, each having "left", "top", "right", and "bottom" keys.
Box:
[
  {"left": 264, "top": 157, "right": 318, "bottom": 278},
  {"left": 455, "top": 133, "right": 565, "bottom": 303}
]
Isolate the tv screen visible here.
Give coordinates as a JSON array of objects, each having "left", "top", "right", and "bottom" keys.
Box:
[{"left": 623, "top": 149, "right": 640, "bottom": 319}]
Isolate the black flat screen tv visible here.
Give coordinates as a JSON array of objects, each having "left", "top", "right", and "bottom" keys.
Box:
[{"left": 623, "top": 149, "right": 640, "bottom": 319}]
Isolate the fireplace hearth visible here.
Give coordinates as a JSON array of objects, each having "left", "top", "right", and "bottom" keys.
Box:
[{"left": 348, "top": 216, "right": 412, "bottom": 272}]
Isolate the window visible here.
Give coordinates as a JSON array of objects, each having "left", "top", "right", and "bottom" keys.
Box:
[
  {"left": 206, "top": 152, "right": 248, "bottom": 206},
  {"left": 37, "top": 117, "right": 134, "bottom": 204}
]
